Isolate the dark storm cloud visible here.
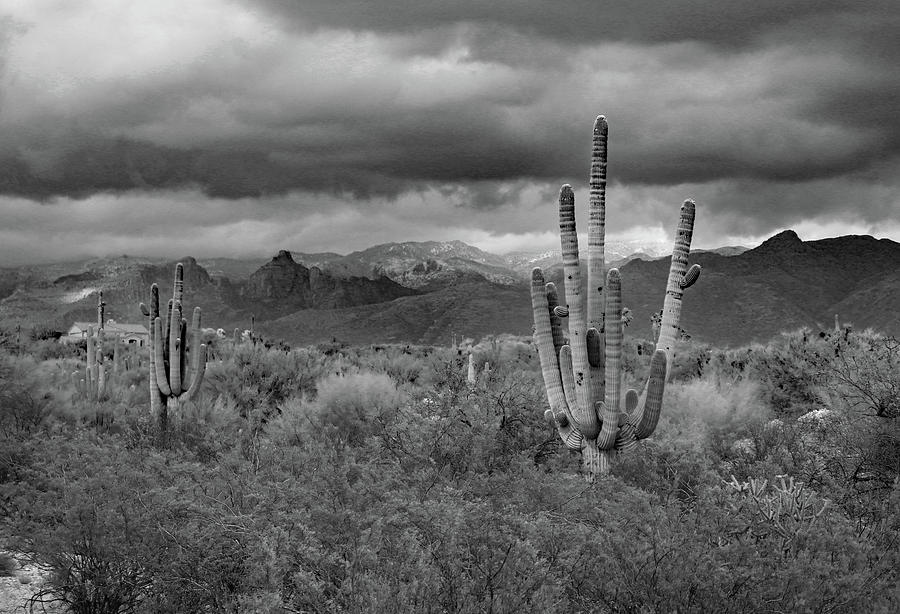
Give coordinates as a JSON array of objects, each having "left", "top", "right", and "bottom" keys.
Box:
[
  {"left": 1, "top": 0, "right": 899, "bottom": 260},
  {"left": 243, "top": 0, "right": 884, "bottom": 50}
]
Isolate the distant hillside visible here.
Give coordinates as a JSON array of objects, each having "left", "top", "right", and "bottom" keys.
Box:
[
  {"left": 0, "top": 252, "right": 417, "bottom": 334},
  {"left": 261, "top": 231, "right": 900, "bottom": 347},
  {"left": 291, "top": 240, "right": 520, "bottom": 288},
  {"left": 262, "top": 279, "right": 532, "bottom": 346},
  {"left": 614, "top": 231, "right": 900, "bottom": 345},
  {"left": 693, "top": 245, "right": 750, "bottom": 257},
  {"left": 2, "top": 233, "right": 899, "bottom": 347}
]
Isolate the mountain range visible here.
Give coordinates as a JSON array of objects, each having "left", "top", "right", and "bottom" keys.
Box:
[{"left": 1, "top": 232, "right": 897, "bottom": 348}]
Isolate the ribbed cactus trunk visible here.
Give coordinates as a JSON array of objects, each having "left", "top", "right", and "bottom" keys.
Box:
[
  {"left": 113, "top": 335, "right": 121, "bottom": 376},
  {"left": 97, "top": 291, "right": 106, "bottom": 330},
  {"left": 83, "top": 325, "right": 106, "bottom": 402},
  {"left": 141, "top": 263, "right": 207, "bottom": 446},
  {"left": 531, "top": 115, "right": 701, "bottom": 477}
]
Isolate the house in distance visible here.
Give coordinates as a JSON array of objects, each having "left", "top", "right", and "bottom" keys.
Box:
[{"left": 62, "top": 319, "right": 149, "bottom": 346}]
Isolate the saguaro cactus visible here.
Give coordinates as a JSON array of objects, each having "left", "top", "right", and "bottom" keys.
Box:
[
  {"left": 531, "top": 116, "right": 701, "bottom": 476},
  {"left": 140, "top": 263, "right": 207, "bottom": 440},
  {"left": 97, "top": 291, "right": 106, "bottom": 330},
  {"left": 75, "top": 325, "right": 107, "bottom": 401}
]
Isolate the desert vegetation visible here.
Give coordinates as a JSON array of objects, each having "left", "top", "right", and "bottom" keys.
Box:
[
  {"left": 0, "top": 118, "right": 897, "bottom": 613},
  {"left": 0, "top": 319, "right": 898, "bottom": 613}
]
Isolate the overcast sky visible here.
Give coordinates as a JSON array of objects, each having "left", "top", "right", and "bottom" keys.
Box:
[{"left": 2, "top": 0, "right": 899, "bottom": 264}]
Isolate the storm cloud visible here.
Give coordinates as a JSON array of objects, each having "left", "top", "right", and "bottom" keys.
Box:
[{"left": 1, "top": 0, "right": 898, "bottom": 263}]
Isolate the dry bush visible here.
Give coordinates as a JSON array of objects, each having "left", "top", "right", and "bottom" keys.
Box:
[{"left": 313, "top": 371, "right": 405, "bottom": 446}]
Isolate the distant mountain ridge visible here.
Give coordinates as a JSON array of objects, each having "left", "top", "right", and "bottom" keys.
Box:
[
  {"left": 1, "top": 232, "right": 899, "bottom": 347},
  {"left": 289, "top": 240, "right": 519, "bottom": 288}
]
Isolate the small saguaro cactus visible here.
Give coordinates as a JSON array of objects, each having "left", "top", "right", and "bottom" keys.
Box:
[
  {"left": 75, "top": 325, "right": 107, "bottom": 401},
  {"left": 113, "top": 335, "right": 122, "bottom": 376},
  {"left": 530, "top": 115, "right": 701, "bottom": 476},
  {"left": 97, "top": 291, "right": 106, "bottom": 330},
  {"left": 140, "top": 263, "right": 207, "bottom": 440}
]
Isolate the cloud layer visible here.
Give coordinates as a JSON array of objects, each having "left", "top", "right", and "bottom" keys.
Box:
[{"left": 1, "top": 0, "right": 898, "bottom": 263}]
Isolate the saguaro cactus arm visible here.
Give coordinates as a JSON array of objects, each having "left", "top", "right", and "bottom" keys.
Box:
[
  {"left": 140, "top": 283, "right": 163, "bottom": 417},
  {"left": 182, "top": 307, "right": 206, "bottom": 402},
  {"left": 588, "top": 115, "right": 607, "bottom": 331},
  {"left": 630, "top": 349, "right": 668, "bottom": 439},
  {"left": 531, "top": 268, "right": 583, "bottom": 450},
  {"left": 597, "top": 268, "right": 623, "bottom": 450},
  {"left": 656, "top": 200, "right": 700, "bottom": 377}
]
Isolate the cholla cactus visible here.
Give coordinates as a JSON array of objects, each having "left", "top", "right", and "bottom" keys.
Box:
[
  {"left": 724, "top": 475, "right": 827, "bottom": 554},
  {"left": 140, "top": 263, "right": 207, "bottom": 440},
  {"left": 530, "top": 116, "right": 701, "bottom": 476}
]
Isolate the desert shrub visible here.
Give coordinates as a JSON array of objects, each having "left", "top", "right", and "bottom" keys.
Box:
[
  {"left": 666, "top": 338, "right": 713, "bottom": 382},
  {"left": 618, "top": 337, "right": 656, "bottom": 385},
  {"left": 313, "top": 371, "right": 405, "bottom": 447},
  {"left": 467, "top": 334, "right": 538, "bottom": 373},
  {"left": 0, "top": 552, "right": 15, "bottom": 576},
  {"left": 3, "top": 335, "right": 899, "bottom": 613},
  {"left": 345, "top": 345, "right": 430, "bottom": 385},
  {"left": 812, "top": 331, "right": 900, "bottom": 418},
  {"left": 614, "top": 376, "right": 769, "bottom": 497},
  {"left": 29, "top": 325, "right": 61, "bottom": 341},
  {"left": 206, "top": 343, "right": 326, "bottom": 417},
  {"left": 709, "top": 330, "right": 826, "bottom": 417},
  {"left": 159, "top": 396, "right": 242, "bottom": 463},
  {"left": 659, "top": 377, "right": 769, "bottom": 452},
  {"left": 30, "top": 338, "right": 80, "bottom": 361},
  {"left": 0, "top": 352, "right": 55, "bottom": 436}
]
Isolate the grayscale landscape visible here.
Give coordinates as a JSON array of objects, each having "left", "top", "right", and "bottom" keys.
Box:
[{"left": 1, "top": 2, "right": 898, "bottom": 612}]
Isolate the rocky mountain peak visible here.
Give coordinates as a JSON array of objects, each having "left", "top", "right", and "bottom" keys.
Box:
[{"left": 758, "top": 229, "right": 802, "bottom": 250}]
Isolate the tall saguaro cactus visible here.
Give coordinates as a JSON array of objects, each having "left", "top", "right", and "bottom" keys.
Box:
[
  {"left": 140, "top": 263, "right": 207, "bottom": 441},
  {"left": 531, "top": 115, "right": 701, "bottom": 476}
]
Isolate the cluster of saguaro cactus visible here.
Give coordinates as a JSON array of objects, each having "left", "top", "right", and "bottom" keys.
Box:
[
  {"left": 140, "top": 263, "right": 207, "bottom": 439},
  {"left": 530, "top": 115, "right": 701, "bottom": 476},
  {"left": 74, "top": 325, "right": 107, "bottom": 401}
]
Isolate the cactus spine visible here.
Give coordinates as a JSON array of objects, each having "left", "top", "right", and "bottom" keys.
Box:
[
  {"left": 140, "top": 263, "right": 207, "bottom": 441},
  {"left": 531, "top": 115, "right": 701, "bottom": 477}
]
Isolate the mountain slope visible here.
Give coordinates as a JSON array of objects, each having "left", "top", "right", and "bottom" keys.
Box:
[
  {"left": 292, "top": 240, "right": 520, "bottom": 288},
  {"left": 261, "top": 279, "right": 532, "bottom": 346},
  {"left": 3, "top": 232, "right": 900, "bottom": 348},
  {"left": 260, "top": 231, "right": 900, "bottom": 347}
]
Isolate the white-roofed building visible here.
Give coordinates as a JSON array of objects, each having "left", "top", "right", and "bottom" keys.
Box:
[{"left": 62, "top": 319, "right": 149, "bottom": 346}]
